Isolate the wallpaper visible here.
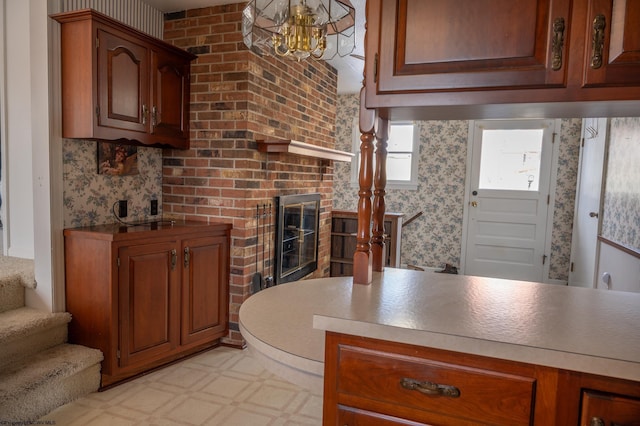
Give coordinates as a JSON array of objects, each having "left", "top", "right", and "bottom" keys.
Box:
[
  {"left": 63, "top": 139, "right": 163, "bottom": 228},
  {"left": 601, "top": 117, "right": 640, "bottom": 251},
  {"left": 333, "top": 94, "right": 581, "bottom": 281}
]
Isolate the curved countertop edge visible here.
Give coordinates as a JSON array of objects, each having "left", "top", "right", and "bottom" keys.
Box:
[
  {"left": 239, "top": 269, "right": 640, "bottom": 388},
  {"left": 313, "top": 315, "right": 640, "bottom": 382},
  {"left": 238, "top": 317, "right": 324, "bottom": 395}
]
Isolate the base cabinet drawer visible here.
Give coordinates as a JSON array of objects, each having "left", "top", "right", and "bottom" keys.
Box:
[
  {"left": 334, "top": 343, "right": 535, "bottom": 425},
  {"left": 323, "top": 332, "right": 640, "bottom": 426}
]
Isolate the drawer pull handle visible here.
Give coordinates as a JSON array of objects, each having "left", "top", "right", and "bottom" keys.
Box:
[
  {"left": 590, "top": 417, "right": 605, "bottom": 426},
  {"left": 400, "top": 377, "right": 460, "bottom": 398},
  {"left": 551, "top": 17, "right": 565, "bottom": 71},
  {"left": 591, "top": 14, "right": 606, "bottom": 69}
]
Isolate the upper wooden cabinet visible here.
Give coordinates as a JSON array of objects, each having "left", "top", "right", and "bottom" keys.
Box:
[
  {"left": 582, "top": 0, "right": 640, "bottom": 87},
  {"left": 364, "top": 0, "right": 640, "bottom": 118},
  {"left": 52, "top": 9, "right": 195, "bottom": 149},
  {"left": 374, "top": 0, "right": 571, "bottom": 93}
]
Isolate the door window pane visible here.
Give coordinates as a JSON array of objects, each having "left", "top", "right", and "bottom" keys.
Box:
[{"left": 479, "top": 129, "right": 543, "bottom": 191}]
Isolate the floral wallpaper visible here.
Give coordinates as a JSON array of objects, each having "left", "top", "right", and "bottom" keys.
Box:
[
  {"left": 333, "top": 94, "right": 581, "bottom": 281},
  {"left": 63, "top": 139, "right": 163, "bottom": 228},
  {"left": 601, "top": 117, "right": 640, "bottom": 251}
]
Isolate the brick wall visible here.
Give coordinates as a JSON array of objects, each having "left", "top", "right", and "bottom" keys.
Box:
[{"left": 162, "top": 4, "right": 338, "bottom": 345}]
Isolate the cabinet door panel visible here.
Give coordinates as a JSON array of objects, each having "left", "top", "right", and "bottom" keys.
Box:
[
  {"left": 98, "top": 28, "right": 149, "bottom": 134},
  {"left": 582, "top": 0, "right": 640, "bottom": 86},
  {"left": 375, "top": 0, "right": 571, "bottom": 93},
  {"left": 151, "top": 50, "right": 190, "bottom": 147},
  {"left": 580, "top": 390, "right": 640, "bottom": 425},
  {"left": 118, "top": 242, "right": 180, "bottom": 369},
  {"left": 181, "top": 235, "right": 229, "bottom": 346}
]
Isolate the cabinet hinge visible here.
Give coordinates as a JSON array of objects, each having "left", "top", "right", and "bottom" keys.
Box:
[
  {"left": 581, "top": 137, "right": 585, "bottom": 147},
  {"left": 552, "top": 132, "right": 557, "bottom": 144},
  {"left": 542, "top": 254, "right": 547, "bottom": 265},
  {"left": 570, "top": 262, "right": 574, "bottom": 272},
  {"left": 95, "top": 106, "right": 100, "bottom": 117},
  {"left": 96, "top": 37, "right": 99, "bottom": 49},
  {"left": 547, "top": 194, "right": 550, "bottom": 205}
]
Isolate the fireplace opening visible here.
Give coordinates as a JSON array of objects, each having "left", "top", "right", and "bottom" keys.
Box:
[{"left": 274, "top": 193, "right": 321, "bottom": 284}]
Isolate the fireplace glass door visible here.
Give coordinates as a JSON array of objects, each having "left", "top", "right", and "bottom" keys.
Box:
[{"left": 275, "top": 193, "right": 320, "bottom": 284}]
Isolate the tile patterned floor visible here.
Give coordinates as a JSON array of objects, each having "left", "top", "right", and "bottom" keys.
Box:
[{"left": 40, "top": 346, "right": 323, "bottom": 425}]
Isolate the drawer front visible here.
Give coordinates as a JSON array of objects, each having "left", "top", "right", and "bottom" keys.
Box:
[
  {"left": 580, "top": 390, "right": 640, "bottom": 426},
  {"left": 336, "top": 345, "right": 535, "bottom": 425}
]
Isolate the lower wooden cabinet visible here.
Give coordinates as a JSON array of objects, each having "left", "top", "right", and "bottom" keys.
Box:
[
  {"left": 64, "top": 221, "right": 231, "bottom": 387},
  {"left": 323, "top": 332, "right": 640, "bottom": 425}
]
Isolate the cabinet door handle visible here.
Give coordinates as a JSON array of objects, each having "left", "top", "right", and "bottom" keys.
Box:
[
  {"left": 184, "top": 247, "right": 190, "bottom": 269},
  {"left": 591, "top": 14, "right": 606, "bottom": 69},
  {"left": 400, "top": 377, "right": 460, "bottom": 398},
  {"left": 170, "top": 249, "right": 177, "bottom": 270},
  {"left": 551, "top": 17, "right": 565, "bottom": 71},
  {"left": 152, "top": 105, "right": 158, "bottom": 127},
  {"left": 142, "top": 104, "right": 149, "bottom": 125}
]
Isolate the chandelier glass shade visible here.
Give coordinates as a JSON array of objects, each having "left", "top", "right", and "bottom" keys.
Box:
[{"left": 242, "top": 0, "right": 356, "bottom": 61}]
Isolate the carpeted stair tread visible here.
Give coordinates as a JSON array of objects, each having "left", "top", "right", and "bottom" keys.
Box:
[
  {"left": 0, "top": 343, "right": 103, "bottom": 421},
  {"left": 0, "top": 256, "right": 36, "bottom": 289},
  {"left": 0, "top": 278, "right": 24, "bottom": 313},
  {"left": 0, "top": 307, "right": 71, "bottom": 345}
]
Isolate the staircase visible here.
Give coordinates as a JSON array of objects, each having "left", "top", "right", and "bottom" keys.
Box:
[{"left": 0, "top": 256, "right": 103, "bottom": 422}]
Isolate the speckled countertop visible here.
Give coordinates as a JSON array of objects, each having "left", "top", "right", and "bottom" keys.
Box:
[{"left": 238, "top": 268, "right": 640, "bottom": 393}]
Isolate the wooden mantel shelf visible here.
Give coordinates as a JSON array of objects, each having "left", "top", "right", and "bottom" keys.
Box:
[{"left": 256, "top": 139, "right": 353, "bottom": 162}]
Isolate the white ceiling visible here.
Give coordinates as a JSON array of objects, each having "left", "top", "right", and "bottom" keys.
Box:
[{"left": 142, "top": 0, "right": 365, "bottom": 94}]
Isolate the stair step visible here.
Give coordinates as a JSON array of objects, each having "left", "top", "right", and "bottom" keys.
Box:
[
  {"left": 0, "top": 278, "right": 24, "bottom": 313},
  {"left": 0, "top": 256, "right": 36, "bottom": 288},
  {"left": 0, "top": 307, "right": 71, "bottom": 371},
  {"left": 0, "top": 343, "right": 103, "bottom": 422}
]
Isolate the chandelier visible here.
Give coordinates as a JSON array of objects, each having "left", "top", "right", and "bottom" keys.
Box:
[{"left": 242, "top": 0, "right": 356, "bottom": 61}]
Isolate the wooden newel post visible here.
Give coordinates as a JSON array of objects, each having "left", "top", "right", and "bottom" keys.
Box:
[
  {"left": 372, "top": 117, "right": 388, "bottom": 271},
  {"left": 353, "top": 88, "right": 375, "bottom": 284}
]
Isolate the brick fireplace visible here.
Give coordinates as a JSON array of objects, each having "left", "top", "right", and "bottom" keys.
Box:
[{"left": 160, "top": 4, "right": 339, "bottom": 345}]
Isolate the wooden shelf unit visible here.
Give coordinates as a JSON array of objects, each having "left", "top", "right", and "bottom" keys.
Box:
[{"left": 330, "top": 210, "right": 403, "bottom": 277}]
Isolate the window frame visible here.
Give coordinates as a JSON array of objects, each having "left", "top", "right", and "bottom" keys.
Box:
[{"left": 350, "top": 119, "right": 419, "bottom": 191}]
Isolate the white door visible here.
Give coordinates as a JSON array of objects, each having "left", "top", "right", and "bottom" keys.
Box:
[
  {"left": 569, "top": 118, "right": 608, "bottom": 288},
  {"left": 463, "top": 119, "right": 555, "bottom": 282}
]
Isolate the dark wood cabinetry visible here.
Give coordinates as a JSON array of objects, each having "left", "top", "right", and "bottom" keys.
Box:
[
  {"left": 364, "top": 0, "right": 640, "bottom": 118},
  {"left": 324, "top": 332, "right": 640, "bottom": 425},
  {"left": 52, "top": 9, "right": 194, "bottom": 149},
  {"left": 582, "top": 0, "right": 640, "bottom": 88},
  {"left": 64, "top": 221, "right": 231, "bottom": 387},
  {"left": 330, "top": 210, "right": 403, "bottom": 277}
]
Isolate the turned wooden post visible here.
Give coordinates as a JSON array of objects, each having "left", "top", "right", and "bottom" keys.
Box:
[
  {"left": 372, "top": 118, "right": 389, "bottom": 272},
  {"left": 353, "top": 88, "right": 375, "bottom": 284}
]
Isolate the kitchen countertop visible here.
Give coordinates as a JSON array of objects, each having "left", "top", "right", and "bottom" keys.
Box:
[{"left": 238, "top": 268, "right": 640, "bottom": 394}]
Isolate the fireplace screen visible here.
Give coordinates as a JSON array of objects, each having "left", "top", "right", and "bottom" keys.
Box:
[{"left": 275, "top": 193, "right": 320, "bottom": 284}]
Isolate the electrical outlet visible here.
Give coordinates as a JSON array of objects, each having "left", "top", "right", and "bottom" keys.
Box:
[
  {"left": 118, "top": 200, "right": 127, "bottom": 218},
  {"left": 150, "top": 199, "right": 158, "bottom": 216}
]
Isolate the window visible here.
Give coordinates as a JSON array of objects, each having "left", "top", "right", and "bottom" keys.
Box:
[{"left": 351, "top": 120, "right": 419, "bottom": 190}]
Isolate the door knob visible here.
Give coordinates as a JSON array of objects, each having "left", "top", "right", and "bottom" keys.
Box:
[
  {"left": 589, "top": 212, "right": 599, "bottom": 218},
  {"left": 471, "top": 201, "right": 478, "bottom": 207}
]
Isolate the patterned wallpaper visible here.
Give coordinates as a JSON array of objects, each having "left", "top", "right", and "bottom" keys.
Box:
[
  {"left": 601, "top": 117, "right": 640, "bottom": 251},
  {"left": 63, "top": 139, "right": 163, "bottom": 228},
  {"left": 333, "top": 94, "right": 582, "bottom": 281},
  {"left": 60, "top": 95, "right": 584, "bottom": 281}
]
